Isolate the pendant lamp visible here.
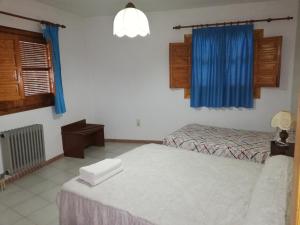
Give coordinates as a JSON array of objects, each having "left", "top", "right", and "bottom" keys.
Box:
[{"left": 113, "top": 2, "right": 150, "bottom": 38}]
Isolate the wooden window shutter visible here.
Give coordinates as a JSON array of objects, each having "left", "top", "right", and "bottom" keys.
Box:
[
  {"left": 169, "top": 42, "right": 191, "bottom": 88},
  {"left": 0, "top": 33, "right": 24, "bottom": 101},
  {"left": 20, "top": 41, "right": 53, "bottom": 96},
  {"left": 254, "top": 36, "right": 282, "bottom": 89},
  {"left": 0, "top": 25, "right": 55, "bottom": 116}
]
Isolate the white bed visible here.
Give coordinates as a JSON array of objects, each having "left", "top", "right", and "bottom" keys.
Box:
[{"left": 58, "top": 144, "right": 293, "bottom": 225}]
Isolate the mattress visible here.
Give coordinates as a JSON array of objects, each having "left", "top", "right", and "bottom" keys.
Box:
[
  {"left": 163, "top": 124, "right": 275, "bottom": 163},
  {"left": 58, "top": 144, "right": 292, "bottom": 225}
]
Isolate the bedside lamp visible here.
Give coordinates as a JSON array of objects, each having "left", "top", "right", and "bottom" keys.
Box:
[{"left": 271, "top": 111, "right": 292, "bottom": 143}]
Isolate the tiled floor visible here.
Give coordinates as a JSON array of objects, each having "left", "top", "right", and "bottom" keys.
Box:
[{"left": 0, "top": 142, "right": 142, "bottom": 225}]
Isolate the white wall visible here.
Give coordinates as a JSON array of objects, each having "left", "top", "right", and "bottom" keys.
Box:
[
  {"left": 84, "top": 0, "right": 299, "bottom": 140},
  {"left": 292, "top": 1, "right": 300, "bottom": 114},
  {"left": 0, "top": 0, "right": 94, "bottom": 173}
]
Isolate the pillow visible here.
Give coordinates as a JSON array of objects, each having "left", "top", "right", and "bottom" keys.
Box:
[{"left": 243, "top": 155, "right": 293, "bottom": 225}]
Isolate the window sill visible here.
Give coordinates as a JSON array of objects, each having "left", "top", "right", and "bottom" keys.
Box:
[{"left": 0, "top": 94, "right": 54, "bottom": 116}]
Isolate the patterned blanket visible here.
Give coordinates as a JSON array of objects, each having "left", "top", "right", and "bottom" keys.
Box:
[{"left": 163, "top": 124, "right": 275, "bottom": 163}]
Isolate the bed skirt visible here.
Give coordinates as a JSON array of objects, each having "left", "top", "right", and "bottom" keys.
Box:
[{"left": 58, "top": 190, "right": 155, "bottom": 225}]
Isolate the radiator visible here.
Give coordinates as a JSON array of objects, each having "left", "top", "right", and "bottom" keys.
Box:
[{"left": 0, "top": 124, "right": 46, "bottom": 175}]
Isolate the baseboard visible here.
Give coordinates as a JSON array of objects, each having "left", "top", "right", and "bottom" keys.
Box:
[
  {"left": 6, "top": 153, "right": 64, "bottom": 184},
  {"left": 105, "top": 139, "right": 163, "bottom": 144}
]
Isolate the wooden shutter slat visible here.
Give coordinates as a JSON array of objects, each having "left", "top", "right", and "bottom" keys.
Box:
[
  {"left": 0, "top": 84, "right": 22, "bottom": 101},
  {"left": 21, "top": 69, "right": 51, "bottom": 96},
  {"left": 254, "top": 36, "right": 282, "bottom": 89},
  {"left": 169, "top": 43, "right": 191, "bottom": 88},
  {"left": 20, "top": 41, "right": 49, "bottom": 69},
  {"left": 0, "top": 36, "right": 23, "bottom": 101},
  {"left": 0, "top": 71, "right": 18, "bottom": 82},
  {"left": 19, "top": 41, "right": 52, "bottom": 97}
]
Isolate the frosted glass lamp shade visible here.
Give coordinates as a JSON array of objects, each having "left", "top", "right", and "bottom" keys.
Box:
[
  {"left": 271, "top": 111, "right": 292, "bottom": 130},
  {"left": 113, "top": 2, "right": 150, "bottom": 38}
]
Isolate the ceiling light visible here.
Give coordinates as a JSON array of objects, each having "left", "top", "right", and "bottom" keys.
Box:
[{"left": 113, "top": 2, "right": 150, "bottom": 38}]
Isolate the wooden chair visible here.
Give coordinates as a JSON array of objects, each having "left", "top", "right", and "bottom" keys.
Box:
[{"left": 61, "top": 119, "right": 104, "bottom": 158}]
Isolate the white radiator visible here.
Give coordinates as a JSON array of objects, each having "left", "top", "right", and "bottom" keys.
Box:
[{"left": 0, "top": 124, "right": 46, "bottom": 175}]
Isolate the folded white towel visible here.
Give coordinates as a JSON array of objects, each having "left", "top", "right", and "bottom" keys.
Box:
[
  {"left": 79, "top": 158, "right": 123, "bottom": 186},
  {"left": 80, "top": 166, "right": 123, "bottom": 186}
]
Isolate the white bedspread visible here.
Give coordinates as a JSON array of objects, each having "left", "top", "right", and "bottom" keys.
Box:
[
  {"left": 59, "top": 144, "right": 265, "bottom": 225},
  {"left": 244, "top": 156, "right": 293, "bottom": 225}
]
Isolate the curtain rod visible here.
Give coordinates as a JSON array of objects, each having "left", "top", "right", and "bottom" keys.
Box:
[
  {"left": 173, "top": 16, "right": 293, "bottom": 30},
  {"left": 0, "top": 10, "right": 66, "bottom": 28}
]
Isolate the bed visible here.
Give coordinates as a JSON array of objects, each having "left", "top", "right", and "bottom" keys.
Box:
[
  {"left": 163, "top": 124, "right": 275, "bottom": 163},
  {"left": 58, "top": 144, "right": 293, "bottom": 225}
]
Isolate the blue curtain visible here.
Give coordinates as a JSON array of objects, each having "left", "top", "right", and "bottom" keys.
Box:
[
  {"left": 191, "top": 24, "right": 254, "bottom": 108},
  {"left": 42, "top": 24, "right": 66, "bottom": 114}
]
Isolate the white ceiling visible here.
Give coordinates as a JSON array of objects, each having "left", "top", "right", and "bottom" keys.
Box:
[{"left": 34, "top": 0, "right": 274, "bottom": 17}]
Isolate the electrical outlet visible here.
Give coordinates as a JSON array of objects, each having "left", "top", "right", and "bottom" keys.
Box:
[{"left": 136, "top": 119, "right": 141, "bottom": 127}]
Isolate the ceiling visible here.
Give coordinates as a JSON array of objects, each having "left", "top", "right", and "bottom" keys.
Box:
[{"left": 34, "top": 0, "right": 274, "bottom": 17}]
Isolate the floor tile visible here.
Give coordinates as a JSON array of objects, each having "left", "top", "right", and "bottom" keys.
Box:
[
  {"left": 48, "top": 158, "right": 78, "bottom": 170},
  {"left": 39, "top": 185, "right": 61, "bottom": 202},
  {"left": 0, "top": 208, "right": 22, "bottom": 225},
  {"left": 0, "top": 189, "right": 34, "bottom": 207},
  {"left": 14, "top": 174, "right": 46, "bottom": 189},
  {"left": 104, "top": 142, "right": 125, "bottom": 148},
  {"left": 107, "top": 142, "right": 142, "bottom": 151},
  {"left": 12, "top": 218, "right": 36, "bottom": 225},
  {"left": 63, "top": 156, "right": 94, "bottom": 165},
  {"left": 47, "top": 171, "right": 75, "bottom": 185},
  {"left": 85, "top": 145, "right": 108, "bottom": 152},
  {"left": 27, "top": 180, "right": 58, "bottom": 194},
  {"left": 34, "top": 166, "right": 61, "bottom": 179},
  {"left": 0, "top": 184, "right": 21, "bottom": 197},
  {"left": 85, "top": 148, "right": 119, "bottom": 159},
  {"left": 45, "top": 218, "right": 60, "bottom": 225},
  {"left": 28, "top": 204, "right": 58, "bottom": 225},
  {"left": 13, "top": 196, "right": 50, "bottom": 216},
  {"left": 65, "top": 167, "right": 79, "bottom": 176},
  {"left": 105, "top": 147, "right": 134, "bottom": 155},
  {"left": 0, "top": 202, "right": 7, "bottom": 212}
]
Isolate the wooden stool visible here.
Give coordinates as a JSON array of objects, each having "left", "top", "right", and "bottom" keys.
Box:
[{"left": 0, "top": 178, "right": 5, "bottom": 192}]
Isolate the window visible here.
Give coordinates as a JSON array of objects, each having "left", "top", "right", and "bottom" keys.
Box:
[
  {"left": 169, "top": 30, "right": 282, "bottom": 100},
  {"left": 0, "top": 25, "right": 54, "bottom": 115}
]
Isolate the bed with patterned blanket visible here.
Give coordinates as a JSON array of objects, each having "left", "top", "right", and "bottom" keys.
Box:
[{"left": 163, "top": 124, "right": 275, "bottom": 163}]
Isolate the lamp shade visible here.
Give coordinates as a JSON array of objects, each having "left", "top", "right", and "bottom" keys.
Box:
[
  {"left": 271, "top": 111, "right": 292, "bottom": 130},
  {"left": 113, "top": 2, "right": 150, "bottom": 38}
]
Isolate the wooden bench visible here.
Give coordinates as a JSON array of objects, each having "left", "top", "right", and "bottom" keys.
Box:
[{"left": 61, "top": 120, "right": 105, "bottom": 158}]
